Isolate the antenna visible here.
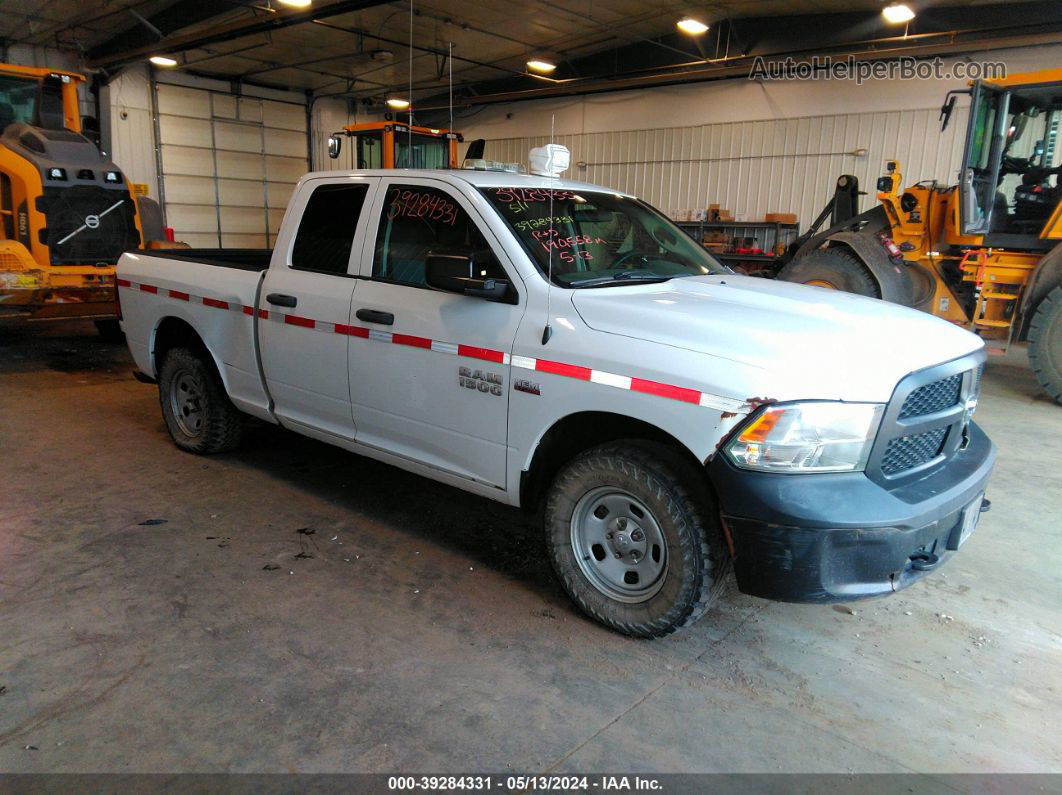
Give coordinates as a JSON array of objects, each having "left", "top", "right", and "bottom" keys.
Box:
[
  {"left": 541, "top": 113, "right": 556, "bottom": 345},
  {"left": 448, "top": 41, "right": 453, "bottom": 136},
  {"left": 407, "top": 0, "right": 413, "bottom": 159}
]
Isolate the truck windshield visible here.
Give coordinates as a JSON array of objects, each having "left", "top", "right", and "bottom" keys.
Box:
[{"left": 480, "top": 187, "right": 726, "bottom": 287}]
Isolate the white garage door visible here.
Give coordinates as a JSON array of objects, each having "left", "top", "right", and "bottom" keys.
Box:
[{"left": 155, "top": 83, "right": 308, "bottom": 248}]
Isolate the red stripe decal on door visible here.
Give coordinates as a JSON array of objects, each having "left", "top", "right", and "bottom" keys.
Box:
[
  {"left": 630, "top": 378, "right": 702, "bottom": 404},
  {"left": 457, "top": 345, "right": 505, "bottom": 364},
  {"left": 393, "top": 333, "right": 432, "bottom": 350},
  {"left": 125, "top": 278, "right": 744, "bottom": 415},
  {"left": 284, "top": 314, "right": 315, "bottom": 329},
  {"left": 536, "top": 359, "right": 592, "bottom": 381}
]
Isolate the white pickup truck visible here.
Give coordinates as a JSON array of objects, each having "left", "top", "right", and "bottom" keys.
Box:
[{"left": 117, "top": 162, "right": 996, "bottom": 637}]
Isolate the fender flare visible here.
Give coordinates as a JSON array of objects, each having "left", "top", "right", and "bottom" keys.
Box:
[
  {"left": 789, "top": 204, "right": 915, "bottom": 306},
  {"left": 822, "top": 231, "right": 917, "bottom": 307}
]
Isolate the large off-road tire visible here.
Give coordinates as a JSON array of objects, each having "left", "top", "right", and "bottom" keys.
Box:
[
  {"left": 94, "top": 319, "right": 125, "bottom": 343},
  {"left": 778, "top": 246, "right": 880, "bottom": 297},
  {"left": 544, "top": 441, "right": 731, "bottom": 638},
  {"left": 1028, "top": 285, "right": 1062, "bottom": 405},
  {"left": 158, "top": 347, "right": 243, "bottom": 453}
]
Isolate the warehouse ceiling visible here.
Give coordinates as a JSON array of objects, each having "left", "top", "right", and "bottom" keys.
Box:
[{"left": 3, "top": 0, "right": 1061, "bottom": 109}]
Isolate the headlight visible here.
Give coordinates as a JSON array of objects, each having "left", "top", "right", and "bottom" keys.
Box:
[{"left": 725, "top": 402, "right": 884, "bottom": 473}]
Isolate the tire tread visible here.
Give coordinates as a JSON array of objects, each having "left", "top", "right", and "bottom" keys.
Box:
[
  {"left": 1028, "top": 285, "right": 1062, "bottom": 405},
  {"left": 159, "top": 347, "right": 243, "bottom": 454},
  {"left": 545, "top": 441, "right": 730, "bottom": 638}
]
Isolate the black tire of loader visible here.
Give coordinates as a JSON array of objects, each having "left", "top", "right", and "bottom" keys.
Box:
[
  {"left": 778, "top": 246, "right": 881, "bottom": 298},
  {"left": 1028, "top": 285, "right": 1062, "bottom": 405},
  {"left": 94, "top": 319, "right": 125, "bottom": 343}
]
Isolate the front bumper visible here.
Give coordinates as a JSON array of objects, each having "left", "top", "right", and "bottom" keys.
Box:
[{"left": 709, "top": 421, "right": 996, "bottom": 602}]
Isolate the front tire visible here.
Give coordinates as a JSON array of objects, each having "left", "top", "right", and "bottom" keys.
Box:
[
  {"left": 544, "top": 441, "right": 730, "bottom": 638},
  {"left": 778, "top": 246, "right": 880, "bottom": 297},
  {"left": 1028, "top": 285, "right": 1062, "bottom": 404},
  {"left": 158, "top": 347, "right": 243, "bottom": 453}
]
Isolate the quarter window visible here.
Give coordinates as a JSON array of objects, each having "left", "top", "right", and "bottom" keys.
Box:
[
  {"left": 372, "top": 184, "right": 506, "bottom": 287},
  {"left": 290, "top": 182, "right": 369, "bottom": 275}
]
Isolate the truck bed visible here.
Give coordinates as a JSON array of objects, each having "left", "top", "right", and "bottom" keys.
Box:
[
  {"left": 117, "top": 248, "right": 271, "bottom": 420},
  {"left": 134, "top": 248, "right": 272, "bottom": 272}
]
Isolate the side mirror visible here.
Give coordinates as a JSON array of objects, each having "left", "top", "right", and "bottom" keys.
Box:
[
  {"left": 426, "top": 251, "right": 514, "bottom": 303},
  {"left": 327, "top": 135, "right": 342, "bottom": 159},
  {"left": 938, "top": 89, "right": 969, "bottom": 132}
]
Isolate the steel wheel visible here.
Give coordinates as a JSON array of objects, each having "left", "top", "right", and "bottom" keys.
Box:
[
  {"left": 570, "top": 486, "right": 668, "bottom": 603},
  {"left": 169, "top": 367, "right": 206, "bottom": 438}
]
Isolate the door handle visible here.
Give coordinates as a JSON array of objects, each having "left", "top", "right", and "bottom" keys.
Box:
[
  {"left": 266, "top": 293, "right": 298, "bottom": 308},
  {"left": 356, "top": 308, "right": 394, "bottom": 325}
]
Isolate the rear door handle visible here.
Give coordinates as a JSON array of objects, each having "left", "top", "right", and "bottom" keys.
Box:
[
  {"left": 266, "top": 293, "right": 297, "bottom": 308},
  {"left": 356, "top": 308, "right": 394, "bottom": 325}
]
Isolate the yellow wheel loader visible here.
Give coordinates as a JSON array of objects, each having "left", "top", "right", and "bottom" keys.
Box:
[
  {"left": 0, "top": 63, "right": 171, "bottom": 339},
  {"left": 326, "top": 121, "right": 464, "bottom": 168},
  {"left": 780, "top": 69, "right": 1062, "bottom": 404}
]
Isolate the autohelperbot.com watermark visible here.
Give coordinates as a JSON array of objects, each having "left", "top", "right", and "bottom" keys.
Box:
[{"left": 749, "top": 55, "right": 1006, "bottom": 85}]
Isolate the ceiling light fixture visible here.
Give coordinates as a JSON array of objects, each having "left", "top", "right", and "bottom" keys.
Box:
[
  {"left": 277, "top": 0, "right": 313, "bottom": 8},
  {"left": 526, "top": 59, "right": 557, "bottom": 73},
  {"left": 881, "top": 3, "right": 915, "bottom": 24},
  {"left": 386, "top": 97, "right": 410, "bottom": 110},
  {"left": 676, "top": 17, "right": 709, "bottom": 35},
  {"left": 149, "top": 55, "right": 178, "bottom": 67}
]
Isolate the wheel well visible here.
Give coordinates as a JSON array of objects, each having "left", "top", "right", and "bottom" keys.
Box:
[
  {"left": 153, "top": 316, "right": 210, "bottom": 375},
  {"left": 519, "top": 412, "right": 702, "bottom": 513}
]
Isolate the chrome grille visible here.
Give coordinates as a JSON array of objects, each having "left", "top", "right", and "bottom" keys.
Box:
[
  {"left": 898, "top": 373, "right": 962, "bottom": 419},
  {"left": 881, "top": 427, "right": 948, "bottom": 475}
]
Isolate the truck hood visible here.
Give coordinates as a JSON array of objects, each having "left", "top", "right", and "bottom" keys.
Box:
[{"left": 570, "top": 274, "right": 983, "bottom": 403}]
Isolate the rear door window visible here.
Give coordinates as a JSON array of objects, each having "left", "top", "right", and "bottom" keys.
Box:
[{"left": 290, "top": 182, "right": 369, "bottom": 275}]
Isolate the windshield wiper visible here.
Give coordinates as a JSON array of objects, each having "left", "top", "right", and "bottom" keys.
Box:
[{"left": 567, "top": 271, "right": 675, "bottom": 288}]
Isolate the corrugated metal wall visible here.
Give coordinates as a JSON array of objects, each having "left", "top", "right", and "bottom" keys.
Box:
[{"left": 482, "top": 107, "right": 966, "bottom": 228}]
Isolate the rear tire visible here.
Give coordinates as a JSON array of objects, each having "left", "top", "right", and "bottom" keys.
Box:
[
  {"left": 544, "top": 441, "right": 731, "bottom": 638},
  {"left": 779, "top": 246, "right": 880, "bottom": 297},
  {"left": 1028, "top": 285, "right": 1062, "bottom": 405},
  {"left": 94, "top": 319, "right": 125, "bottom": 343},
  {"left": 158, "top": 347, "right": 243, "bottom": 453}
]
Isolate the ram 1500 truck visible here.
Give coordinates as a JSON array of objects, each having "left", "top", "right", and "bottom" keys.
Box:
[{"left": 117, "top": 165, "right": 996, "bottom": 638}]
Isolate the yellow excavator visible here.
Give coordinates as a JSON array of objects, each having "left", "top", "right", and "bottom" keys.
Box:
[
  {"left": 0, "top": 63, "right": 172, "bottom": 339},
  {"left": 780, "top": 69, "right": 1062, "bottom": 404}
]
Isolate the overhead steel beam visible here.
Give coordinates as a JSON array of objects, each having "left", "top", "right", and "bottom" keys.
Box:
[
  {"left": 87, "top": 0, "right": 392, "bottom": 70},
  {"left": 416, "top": 27, "right": 1062, "bottom": 111}
]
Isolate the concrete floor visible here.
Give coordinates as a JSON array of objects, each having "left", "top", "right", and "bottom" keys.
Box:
[{"left": 1, "top": 320, "right": 1060, "bottom": 775}]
